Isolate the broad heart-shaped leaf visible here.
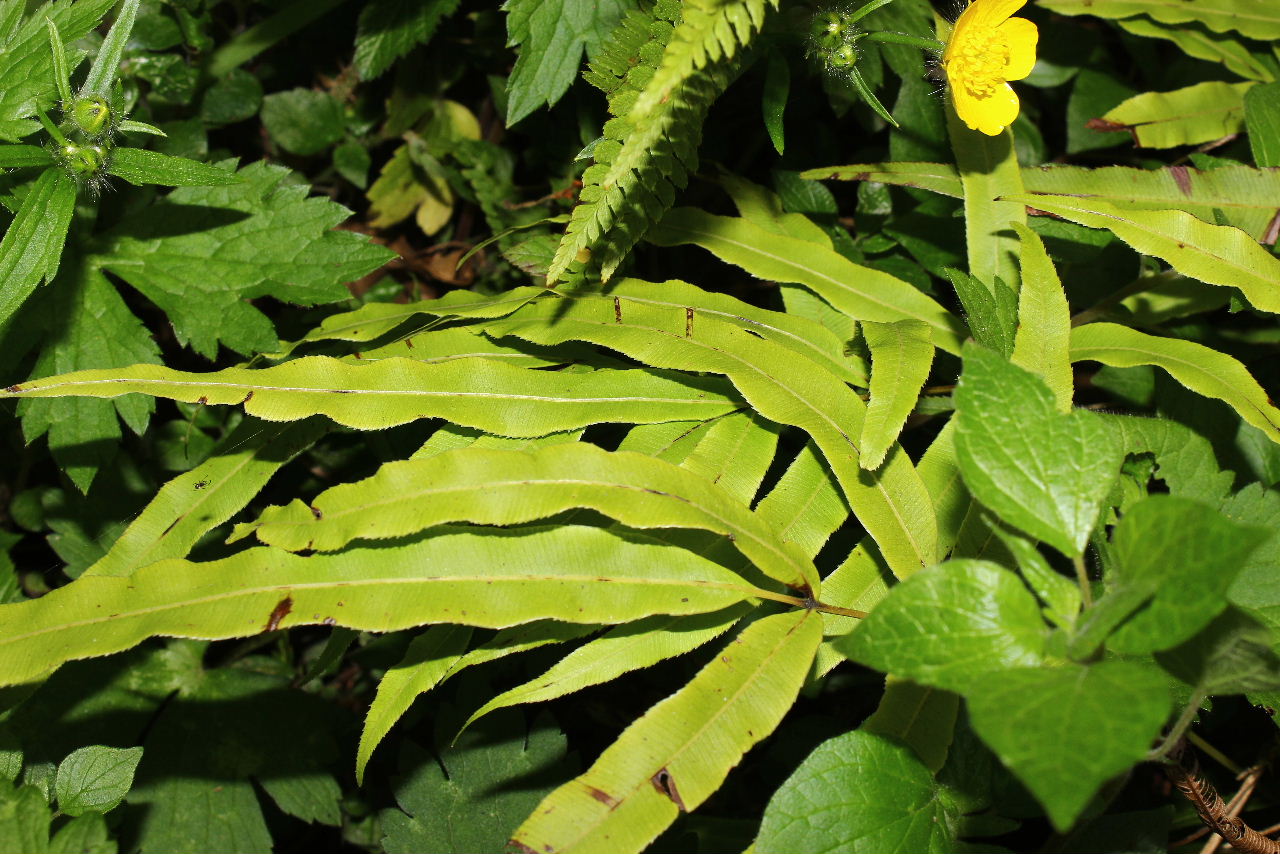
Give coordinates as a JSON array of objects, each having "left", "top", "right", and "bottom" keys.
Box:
[
  {"left": 1102, "top": 495, "right": 1268, "bottom": 655},
  {"left": 755, "top": 729, "right": 958, "bottom": 854},
  {"left": 1000, "top": 193, "right": 1280, "bottom": 316},
  {"left": 1072, "top": 323, "right": 1280, "bottom": 445},
  {"left": 244, "top": 442, "right": 821, "bottom": 594},
  {"left": 965, "top": 661, "right": 1171, "bottom": 831},
  {"left": 1156, "top": 608, "right": 1280, "bottom": 698},
  {"left": 0, "top": 356, "right": 739, "bottom": 435},
  {"left": 92, "top": 161, "right": 394, "bottom": 357},
  {"left": 859, "top": 320, "right": 934, "bottom": 471},
  {"left": 482, "top": 291, "right": 940, "bottom": 580},
  {"left": 1224, "top": 484, "right": 1280, "bottom": 636},
  {"left": 0, "top": 525, "right": 771, "bottom": 688},
  {"left": 955, "top": 344, "right": 1123, "bottom": 557},
  {"left": 54, "top": 745, "right": 143, "bottom": 816},
  {"left": 381, "top": 713, "right": 571, "bottom": 854},
  {"left": 511, "top": 610, "right": 822, "bottom": 854},
  {"left": 839, "top": 560, "right": 1048, "bottom": 694},
  {"left": 646, "top": 208, "right": 967, "bottom": 354}
]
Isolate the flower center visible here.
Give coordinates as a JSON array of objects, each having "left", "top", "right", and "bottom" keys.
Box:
[{"left": 952, "top": 26, "right": 1011, "bottom": 98}]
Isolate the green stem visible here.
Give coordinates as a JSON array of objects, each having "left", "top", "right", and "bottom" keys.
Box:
[
  {"left": 35, "top": 108, "right": 69, "bottom": 149},
  {"left": 1187, "top": 731, "right": 1244, "bottom": 776},
  {"left": 846, "top": 0, "right": 899, "bottom": 25},
  {"left": 1072, "top": 553, "right": 1093, "bottom": 609},
  {"left": 205, "top": 0, "right": 349, "bottom": 79},
  {"left": 862, "top": 31, "right": 945, "bottom": 52},
  {"left": 1148, "top": 694, "right": 1205, "bottom": 761}
]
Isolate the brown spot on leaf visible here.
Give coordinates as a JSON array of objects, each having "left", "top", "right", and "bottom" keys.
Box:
[
  {"left": 241, "top": 391, "right": 254, "bottom": 405},
  {"left": 197, "top": 395, "right": 208, "bottom": 405},
  {"left": 311, "top": 505, "right": 323, "bottom": 519},
  {"left": 651, "top": 768, "right": 687, "bottom": 811},
  {"left": 405, "top": 337, "right": 414, "bottom": 348},
  {"left": 585, "top": 785, "right": 618, "bottom": 808},
  {"left": 685, "top": 306, "right": 694, "bottom": 338},
  {"left": 264, "top": 596, "right": 293, "bottom": 632},
  {"left": 1263, "top": 210, "right": 1280, "bottom": 246},
  {"left": 613, "top": 296, "right": 622, "bottom": 323},
  {"left": 1170, "top": 165, "right": 1193, "bottom": 197},
  {"left": 4, "top": 385, "right": 21, "bottom": 393}
]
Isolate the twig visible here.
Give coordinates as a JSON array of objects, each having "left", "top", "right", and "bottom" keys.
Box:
[
  {"left": 1200, "top": 766, "right": 1262, "bottom": 854},
  {"left": 1165, "top": 740, "right": 1280, "bottom": 854}
]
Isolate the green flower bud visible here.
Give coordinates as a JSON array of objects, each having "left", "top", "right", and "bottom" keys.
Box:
[
  {"left": 60, "top": 141, "right": 109, "bottom": 178},
  {"left": 69, "top": 97, "right": 113, "bottom": 138}
]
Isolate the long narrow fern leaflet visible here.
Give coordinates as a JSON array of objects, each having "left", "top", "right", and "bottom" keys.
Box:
[
  {"left": 0, "top": 356, "right": 740, "bottom": 434},
  {"left": 510, "top": 609, "right": 823, "bottom": 854},
  {"left": 244, "top": 442, "right": 821, "bottom": 593},
  {"left": 483, "top": 291, "right": 940, "bottom": 578},
  {"left": 0, "top": 525, "right": 772, "bottom": 687}
]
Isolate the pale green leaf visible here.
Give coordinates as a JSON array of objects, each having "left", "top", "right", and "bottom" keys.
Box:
[
  {"left": 756, "top": 729, "right": 957, "bottom": 854},
  {"left": 1246, "top": 82, "right": 1280, "bottom": 166},
  {"left": 946, "top": 107, "right": 1025, "bottom": 289},
  {"left": 357, "top": 625, "right": 473, "bottom": 783},
  {"left": 859, "top": 320, "right": 934, "bottom": 470},
  {"left": 245, "top": 442, "right": 820, "bottom": 593},
  {"left": 839, "top": 560, "right": 1047, "bottom": 694},
  {"left": 1011, "top": 224, "right": 1073, "bottom": 412},
  {"left": 84, "top": 419, "right": 326, "bottom": 577},
  {"left": 297, "top": 286, "right": 547, "bottom": 346},
  {"left": 1116, "top": 17, "right": 1275, "bottom": 82},
  {"left": 511, "top": 610, "right": 822, "bottom": 854},
  {"left": 862, "top": 679, "right": 959, "bottom": 773},
  {"left": 1038, "top": 0, "right": 1280, "bottom": 42},
  {"left": 1071, "top": 323, "right": 1280, "bottom": 444},
  {"left": 805, "top": 161, "right": 1280, "bottom": 242},
  {"left": 966, "top": 662, "right": 1171, "bottom": 831},
  {"left": 676, "top": 412, "right": 780, "bottom": 505},
  {"left": 754, "top": 442, "right": 849, "bottom": 559},
  {"left": 1000, "top": 193, "right": 1280, "bottom": 314},
  {"left": 483, "top": 292, "right": 940, "bottom": 578},
  {"left": 1102, "top": 81, "right": 1253, "bottom": 148},
  {"left": 955, "top": 345, "right": 1123, "bottom": 557},
  {"left": 0, "top": 525, "right": 768, "bottom": 687},
  {"left": 647, "top": 208, "right": 966, "bottom": 353},
  {"left": 461, "top": 607, "right": 748, "bottom": 733},
  {"left": 0, "top": 356, "right": 740, "bottom": 436}
]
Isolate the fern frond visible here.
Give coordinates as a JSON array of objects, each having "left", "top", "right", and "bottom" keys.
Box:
[{"left": 547, "top": 0, "right": 779, "bottom": 285}]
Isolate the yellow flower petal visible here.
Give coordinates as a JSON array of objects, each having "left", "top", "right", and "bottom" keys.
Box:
[
  {"left": 952, "top": 82, "right": 1020, "bottom": 136},
  {"left": 999, "top": 17, "right": 1039, "bottom": 81},
  {"left": 957, "top": 0, "right": 1027, "bottom": 32}
]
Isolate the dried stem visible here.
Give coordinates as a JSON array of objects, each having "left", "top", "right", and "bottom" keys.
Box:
[{"left": 1165, "top": 741, "right": 1280, "bottom": 854}]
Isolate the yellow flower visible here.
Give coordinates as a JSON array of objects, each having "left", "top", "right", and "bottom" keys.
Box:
[{"left": 942, "top": 0, "right": 1039, "bottom": 136}]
